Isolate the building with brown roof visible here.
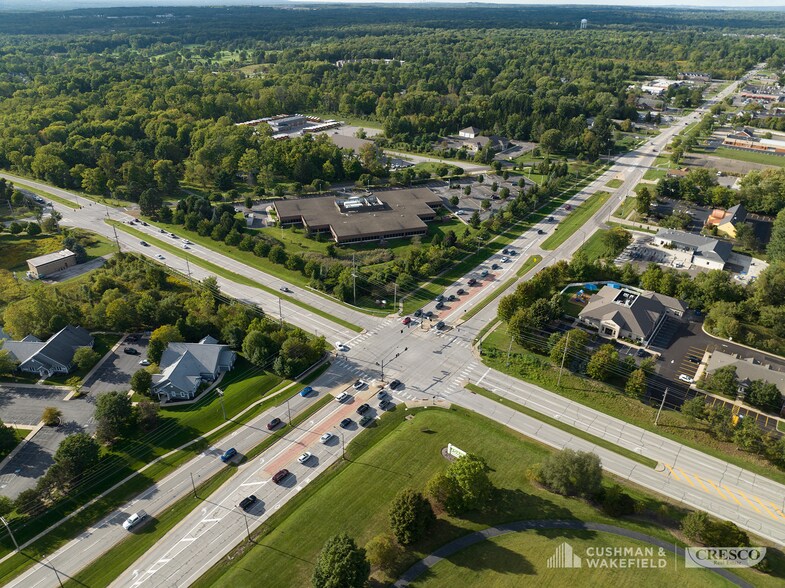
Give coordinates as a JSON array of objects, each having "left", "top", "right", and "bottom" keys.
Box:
[{"left": 273, "top": 188, "right": 443, "bottom": 244}]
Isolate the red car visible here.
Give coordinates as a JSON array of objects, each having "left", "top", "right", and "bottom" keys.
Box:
[
  {"left": 272, "top": 469, "right": 290, "bottom": 484},
  {"left": 564, "top": 204, "right": 572, "bottom": 211},
  {"left": 402, "top": 317, "right": 411, "bottom": 325}
]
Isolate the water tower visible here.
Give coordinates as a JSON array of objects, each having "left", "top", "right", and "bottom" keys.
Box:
[{"left": 580, "top": 18, "right": 588, "bottom": 30}]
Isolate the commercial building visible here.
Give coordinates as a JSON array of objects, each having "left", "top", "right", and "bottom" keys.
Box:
[
  {"left": 2, "top": 325, "right": 94, "bottom": 378},
  {"left": 273, "top": 188, "right": 443, "bottom": 244},
  {"left": 705, "top": 350, "right": 785, "bottom": 400},
  {"left": 267, "top": 114, "right": 307, "bottom": 134},
  {"left": 152, "top": 336, "right": 236, "bottom": 402},
  {"left": 722, "top": 128, "right": 785, "bottom": 156},
  {"left": 641, "top": 79, "right": 679, "bottom": 96},
  {"left": 26, "top": 249, "right": 77, "bottom": 279},
  {"left": 654, "top": 229, "right": 733, "bottom": 271},
  {"left": 706, "top": 203, "right": 747, "bottom": 239},
  {"left": 579, "top": 285, "right": 686, "bottom": 344},
  {"left": 678, "top": 72, "right": 712, "bottom": 82},
  {"left": 459, "top": 126, "right": 481, "bottom": 139}
]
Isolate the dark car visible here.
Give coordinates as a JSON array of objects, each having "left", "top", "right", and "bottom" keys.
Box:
[
  {"left": 220, "top": 447, "right": 237, "bottom": 463},
  {"left": 424, "top": 310, "right": 434, "bottom": 319},
  {"left": 272, "top": 469, "right": 290, "bottom": 484},
  {"left": 140, "top": 221, "right": 148, "bottom": 226},
  {"left": 239, "top": 495, "right": 258, "bottom": 510},
  {"left": 537, "top": 229, "right": 544, "bottom": 235},
  {"left": 636, "top": 349, "right": 649, "bottom": 358},
  {"left": 359, "top": 415, "right": 373, "bottom": 426},
  {"left": 413, "top": 309, "right": 423, "bottom": 318},
  {"left": 435, "top": 321, "right": 445, "bottom": 330},
  {"left": 357, "top": 403, "right": 370, "bottom": 415},
  {"left": 688, "top": 356, "right": 701, "bottom": 364},
  {"left": 467, "top": 278, "right": 477, "bottom": 286},
  {"left": 340, "top": 417, "right": 353, "bottom": 429},
  {"left": 389, "top": 379, "right": 402, "bottom": 390},
  {"left": 447, "top": 294, "right": 456, "bottom": 301},
  {"left": 267, "top": 417, "right": 283, "bottom": 430},
  {"left": 379, "top": 399, "right": 392, "bottom": 410},
  {"left": 435, "top": 301, "right": 444, "bottom": 310},
  {"left": 502, "top": 248, "right": 509, "bottom": 255},
  {"left": 299, "top": 386, "right": 313, "bottom": 397},
  {"left": 435, "top": 294, "right": 445, "bottom": 302},
  {"left": 491, "top": 264, "right": 500, "bottom": 270},
  {"left": 456, "top": 288, "right": 465, "bottom": 295},
  {"left": 139, "top": 240, "right": 149, "bottom": 247},
  {"left": 123, "top": 347, "right": 139, "bottom": 355}
]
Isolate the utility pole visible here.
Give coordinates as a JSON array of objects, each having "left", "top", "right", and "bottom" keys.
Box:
[
  {"left": 505, "top": 336, "right": 513, "bottom": 367},
  {"left": 190, "top": 472, "right": 197, "bottom": 498},
  {"left": 112, "top": 224, "right": 121, "bottom": 252},
  {"left": 0, "top": 516, "right": 19, "bottom": 552},
  {"left": 286, "top": 397, "right": 291, "bottom": 424},
  {"left": 278, "top": 297, "right": 283, "bottom": 328},
  {"left": 393, "top": 282, "right": 397, "bottom": 312},
  {"left": 655, "top": 387, "right": 669, "bottom": 426},
  {"left": 243, "top": 513, "right": 252, "bottom": 541},
  {"left": 185, "top": 257, "right": 193, "bottom": 287},
  {"left": 352, "top": 253, "right": 357, "bottom": 305},
  {"left": 557, "top": 332, "right": 570, "bottom": 388}
]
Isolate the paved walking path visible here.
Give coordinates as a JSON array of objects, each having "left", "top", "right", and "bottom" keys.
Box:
[{"left": 393, "top": 519, "right": 752, "bottom": 587}]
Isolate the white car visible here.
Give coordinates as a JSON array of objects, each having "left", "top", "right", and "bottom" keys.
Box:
[
  {"left": 678, "top": 374, "right": 694, "bottom": 384},
  {"left": 182, "top": 244, "right": 189, "bottom": 250},
  {"left": 298, "top": 452, "right": 312, "bottom": 464},
  {"left": 353, "top": 380, "right": 366, "bottom": 390},
  {"left": 335, "top": 342, "right": 349, "bottom": 352},
  {"left": 123, "top": 511, "right": 147, "bottom": 531},
  {"left": 139, "top": 359, "right": 151, "bottom": 366},
  {"left": 501, "top": 256, "right": 510, "bottom": 263},
  {"left": 336, "top": 392, "right": 351, "bottom": 403},
  {"left": 156, "top": 254, "right": 165, "bottom": 260},
  {"left": 320, "top": 432, "right": 334, "bottom": 444}
]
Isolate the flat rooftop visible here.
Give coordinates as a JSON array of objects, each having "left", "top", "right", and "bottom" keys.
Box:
[
  {"left": 274, "top": 188, "right": 442, "bottom": 243},
  {"left": 27, "top": 249, "right": 76, "bottom": 268}
]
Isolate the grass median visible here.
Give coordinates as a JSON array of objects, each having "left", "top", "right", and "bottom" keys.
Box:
[
  {"left": 12, "top": 181, "right": 80, "bottom": 210},
  {"left": 460, "top": 256, "right": 541, "bottom": 323},
  {"left": 465, "top": 383, "right": 657, "bottom": 468},
  {"left": 62, "top": 393, "right": 333, "bottom": 587},
  {"left": 540, "top": 190, "right": 611, "bottom": 250},
  {"left": 108, "top": 220, "right": 362, "bottom": 333}
]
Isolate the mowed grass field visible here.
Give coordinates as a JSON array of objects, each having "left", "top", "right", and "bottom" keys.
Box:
[
  {"left": 411, "top": 529, "right": 732, "bottom": 588},
  {"left": 193, "top": 407, "right": 780, "bottom": 588},
  {"left": 540, "top": 190, "right": 611, "bottom": 250}
]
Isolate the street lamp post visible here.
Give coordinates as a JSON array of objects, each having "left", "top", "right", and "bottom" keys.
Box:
[{"left": 216, "top": 388, "right": 226, "bottom": 420}]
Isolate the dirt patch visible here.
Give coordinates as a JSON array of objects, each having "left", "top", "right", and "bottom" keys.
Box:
[{"left": 684, "top": 152, "right": 778, "bottom": 175}]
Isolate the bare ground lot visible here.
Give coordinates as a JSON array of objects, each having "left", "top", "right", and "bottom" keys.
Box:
[{"left": 683, "top": 152, "right": 779, "bottom": 175}]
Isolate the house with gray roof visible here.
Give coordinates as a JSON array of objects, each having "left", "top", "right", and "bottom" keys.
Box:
[
  {"left": 579, "top": 285, "right": 686, "bottom": 344},
  {"left": 2, "top": 325, "right": 93, "bottom": 377},
  {"left": 654, "top": 229, "right": 733, "bottom": 271},
  {"left": 151, "top": 336, "right": 236, "bottom": 402},
  {"left": 704, "top": 350, "right": 785, "bottom": 402}
]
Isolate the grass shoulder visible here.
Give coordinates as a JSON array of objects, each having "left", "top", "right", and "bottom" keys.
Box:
[{"left": 540, "top": 190, "right": 611, "bottom": 251}]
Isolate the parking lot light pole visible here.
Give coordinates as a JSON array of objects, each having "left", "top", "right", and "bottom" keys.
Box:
[
  {"left": 216, "top": 388, "right": 226, "bottom": 420},
  {"left": 0, "top": 516, "right": 19, "bottom": 552}
]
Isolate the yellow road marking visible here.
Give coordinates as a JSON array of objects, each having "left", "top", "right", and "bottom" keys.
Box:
[
  {"left": 735, "top": 488, "right": 762, "bottom": 514},
  {"left": 767, "top": 501, "right": 785, "bottom": 521},
  {"left": 663, "top": 463, "right": 682, "bottom": 482},
  {"left": 722, "top": 485, "right": 743, "bottom": 507},
  {"left": 677, "top": 468, "right": 695, "bottom": 487},
  {"left": 693, "top": 474, "right": 710, "bottom": 493},
  {"left": 705, "top": 479, "right": 728, "bottom": 501},
  {"left": 753, "top": 496, "right": 780, "bottom": 521}
]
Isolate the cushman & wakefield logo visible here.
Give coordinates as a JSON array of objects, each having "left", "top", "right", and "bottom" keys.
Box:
[
  {"left": 547, "top": 542, "right": 667, "bottom": 569},
  {"left": 685, "top": 547, "right": 766, "bottom": 568}
]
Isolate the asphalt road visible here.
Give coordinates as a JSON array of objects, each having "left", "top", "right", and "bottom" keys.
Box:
[{"left": 9, "top": 69, "right": 785, "bottom": 587}]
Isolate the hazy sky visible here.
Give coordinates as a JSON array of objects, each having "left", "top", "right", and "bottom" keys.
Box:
[{"left": 3, "top": 0, "right": 785, "bottom": 9}]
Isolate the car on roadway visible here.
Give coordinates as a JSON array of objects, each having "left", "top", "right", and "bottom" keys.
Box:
[
  {"left": 155, "top": 254, "right": 165, "bottom": 260},
  {"left": 435, "top": 321, "right": 445, "bottom": 330},
  {"left": 320, "top": 432, "right": 334, "bottom": 444},
  {"left": 336, "top": 392, "right": 351, "bottom": 403},
  {"left": 280, "top": 286, "right": 292, "bottom": 293},
  {"left": 467, "top": 278, "right": 477, "bottom": 286},
  {"left": 335, "top": 342, "right": 349, "bottom": 352},
  {"left": 353, "top": 380, "right": 366, "bottom": 390},
  {"left": 298, "top": 452, "right": 313, "bottom": 464},
  {"left": 267, "top": 417, "right": 283, "bottom": 430},
  {"left": 183, "top": 240, "right": 192, "bottom": 244},
  {"left": 435, "top": 294, "right": 444, "bottom": 302},
  {"left": 435, "top": 301, "right": 444, "bottom": 310},
  {"left": 377, "top": 390, "right": 388, "bottom": 400},
  {"left": 402, "top": 316, "right": 411, "bottom": 325},
  {"left": 357, "top": 403, "right": 370, "bottom": 415},
  {"left": 220, "top": 447, "right": 237, "bottom": 463},
  {"left": 272, "top": 469, "right": 290, "bottom": 484},
  {"left": 501, "top": 256, "right": 509, "bottom": 263},
  {"left": 480, "top": 270, "right": 489, "bottom": 277},
  {"left": 502, "top": 248, "right": 510, "bottom": 255},
  {"left": 170, "top": 234, "right": 178, "bottom": 239},
  {"left": 678, "top": 374, "right": 694, "bottom": 384},
  {"left": 359, "top": 415, "right": 373, "bottom": 427},
  {"left": 139, "top": 240, "right": 149, "bottom": 246},
  {"left": 389, "top": 379, "right": 402, "bottom": 390},
  {"left": 565, "top": 204, "right": 572, "bottom": 211},
  {"left": 299, "top": 386, "right": 313, "bottom": 397},
  {"left": 456, "top": 288, "right": 465, "bottom": 295},
  {"left": 413, "top": 309, "right": 423, "bottom": 318},
  {"left": 123, "top": 511, "right": 147, "bottom": 531},
  {"left": 139, "top": 359, "right": 151, "bottom": 366},
  {"left": 491, "top": 264, "right": 500, "bottom": 270},
  {"left": 340, "top": 417, "right": 353, "bottom": 429},
  {"left": 159, "top": 229, "right": 167, "bottom": 233},
  {"left": 509, "top": 249, "right": 517, "bottom": 255},
  {"left": 447, "top": 294, "right": 456, "bottom": 301},
  {"left": 424, "top": 310, "right": 434, "bottom": 319},
  {"left": 547, "top": 216, "right": 554, "bottom": 222},
  {"left": 239, "top": 495, "right": 258, "bottom": 511},
  {"left": 123, "top": 347, "right": 139, "bottom": 355},
  {"left": 379, "top": 399, "right": 392, "bottom": 410},
  {"left": 141, "top": 221, "right": 148, "bottom": 226},
  {"left": 537, "top": 229, "right": 544, "bottom": 235},
  {"left": 182, "top": 244, "right": 189, "bottom": 249}
]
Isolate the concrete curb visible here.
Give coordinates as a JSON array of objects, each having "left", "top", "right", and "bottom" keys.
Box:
[{"left": 0, "top": 422, "right": 44, "bottom": 472}]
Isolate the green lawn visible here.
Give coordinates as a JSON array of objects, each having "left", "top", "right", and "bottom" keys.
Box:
[
  {"left": 540, "top": 191, "right": 611, "bottom": 251},
  {"left": 480, "top": 323, "right": 785, "bottom": 489},
  {"left": 460, "top": 256, "right": 541, "bottom": 322},
  {"left": 193, "top": 407, "right": 783, "bottom": 588},
  {"left": 410, "top": 162, "right": 464, "bottom": 176},
  {"left": 0, "top": 358, "right": 291, "bottom": 584},
  {"left": 411, "top": 529, "right": 732, "bottom": 588},
  {"left": 712, "top": 147, "right": 785, "bottom": 168},
  {"left": 109, "top": 221, "right": 364, "bottom": 331},
  {"left": 580, "top": 230, "right": 618, "bottom": 263},
  {"left": 62, "top": 394, "right": 334, "bottom": 588},
  {"left": 0, "top": 230, "right": 114, "bottom": 273},
  {"left": 0, "top": 428, "right": 32, "bottom": 462},
  {"left": 606, "top": 178, "right": 624, "bottom": 189},
  {"left": 12, "top": 181, "right": 80, "bottom": 210},
  {"left": 613, "top": 197, "right": 638, "bottom": 220}
]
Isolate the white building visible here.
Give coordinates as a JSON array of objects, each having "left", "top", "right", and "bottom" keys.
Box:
[{"left": 654, "top": 229, "right": 733, "bottom": 271}]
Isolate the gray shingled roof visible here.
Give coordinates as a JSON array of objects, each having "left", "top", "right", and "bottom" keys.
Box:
[
  {"left": 706, "top": 351, "right": 785, "bottom": 394},
  {"left": 656, "top": 229, "right": 733, "bottom": 265},
  {"left": 3, "top": 325, "right": 93, "bottom": 369},
  {"left": 153, "top": 340, "right": 235, "bottom": 396}
]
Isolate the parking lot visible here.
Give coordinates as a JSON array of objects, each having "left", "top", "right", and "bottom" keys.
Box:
[{"left": 83, "top": 334, "right": 149, "bottom": 394}]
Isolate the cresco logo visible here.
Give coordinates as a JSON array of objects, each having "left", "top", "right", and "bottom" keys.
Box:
[{"left": 685, "top": 547, "right": 766, "bottom": 568}]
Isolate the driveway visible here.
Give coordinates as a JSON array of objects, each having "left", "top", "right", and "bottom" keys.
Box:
[
  {"left": 0, "top": 385, "right": 95, "bottom": 499},
  {"left": 83, "top": 334, "right": 149, "bottom": 394}
]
